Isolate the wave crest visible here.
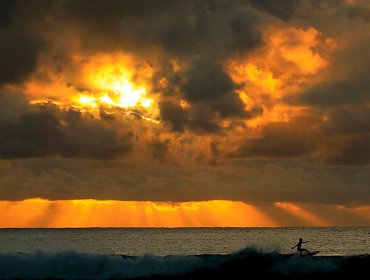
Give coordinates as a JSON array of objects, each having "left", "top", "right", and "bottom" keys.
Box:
[{"left": 0, "top": 247, "right": 367, "bottom": 279}]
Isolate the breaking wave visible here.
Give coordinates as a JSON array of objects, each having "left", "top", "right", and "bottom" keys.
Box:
[{"left": 0, "top": 247, "right": 368, "bottom": 279}]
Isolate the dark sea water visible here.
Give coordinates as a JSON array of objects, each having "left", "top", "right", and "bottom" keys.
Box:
[
  {"left": 0, "top": 227, "right": 368, "bottom": 256},
  {"left": 0, "top": 227, "right": 368, "bottom": 279}
]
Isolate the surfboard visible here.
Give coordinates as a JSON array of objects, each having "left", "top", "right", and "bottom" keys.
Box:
[{"left": 308, "top": 250, "right": 320, "bottom": 256}]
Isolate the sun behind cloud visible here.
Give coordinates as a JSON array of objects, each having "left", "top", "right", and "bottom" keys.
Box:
[{"left": 26, "top": 53, "right": 160, "bottom": 123}]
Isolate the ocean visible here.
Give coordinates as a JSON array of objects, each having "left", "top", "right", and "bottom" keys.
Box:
[{"left": 0, "top": 227, "right": 368, "bottom": 279}]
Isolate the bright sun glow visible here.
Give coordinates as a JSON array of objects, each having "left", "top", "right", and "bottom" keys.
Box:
[
  {"left": 79, "top": 56, "right": 154, "bottom": 110},
  {"left": 72, "top": 60, "right": 160, "bottom": 123},
  {"left": 28, "top": 54, "right": 160, "bottom": 123},
  {"left": 74, "top": 73, "right": 153, "bottom": 110}
]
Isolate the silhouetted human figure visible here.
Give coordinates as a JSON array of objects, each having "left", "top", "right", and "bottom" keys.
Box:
[{"left": 292, "top": 238, "right": 310, "bottom": 255}]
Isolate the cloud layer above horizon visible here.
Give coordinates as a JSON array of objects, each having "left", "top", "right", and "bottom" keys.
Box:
[{"left": 1, "top": 0, "right": 370, "bottom": 210}]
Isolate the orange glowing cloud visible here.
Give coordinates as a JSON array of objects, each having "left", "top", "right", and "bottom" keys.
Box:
[
  {"left": 0, "top": 199, "right": 276, "bottom": 228},
  {"left": 227, "top": 26, "right": 332, "bottom": 100},
  {"left": 274, "top": 202, "right": 330, "bottom": 226},
  {"left": 18, "top": 52, "right": 160, "bottom": 123},
  {"left": 268, "top": 27, "right": 328, "bottom": 75},
  {"left": 228, "top": 63, "right": 280, "bottom": 97},
  {"left": 336, "top": 205, "right": 370, "bottom": 220},
  {"left": 0, "top": 199, "right": 369, "bottom": 228},
  {"left": 21, "top": 53, "right": 155, "bottom": 113},
  {"left": 225, "top": 25, "right": 334, "bottom": 133}
]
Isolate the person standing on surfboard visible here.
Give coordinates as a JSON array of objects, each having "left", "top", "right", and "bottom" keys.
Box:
[{"left": 292, "top": 238, "right": 310, "bottom": 255}]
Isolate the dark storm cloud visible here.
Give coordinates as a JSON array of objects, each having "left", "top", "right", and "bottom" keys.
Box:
[
  {"left": 250, "top": 0, "right": 303, "bottom": 21},
  {"left": 347, "top": 2, "right": 370, "bottom": 21},
  {"left": 208, "top": 93, "right": 262, "bottom": 119},
  {"left": 0, "top": 31, "right": 42, "bottom": 85},
  {"left": 181, "top": 59, "right": 235, "bottom": 102},
  {"left": 325, "top": 134, "right": 370, "bottom": 166},
  {"left": 149, "top": 139, "right": 170, "bottom": 162},
  {"left": 0, "top": 0, "right": 44, "bottom": 85},
  {"left": 319, "top": 106, "right": 370, "bottom": 166},
  {"left": 289, "top": 78, "right": 370, "bottom": 107},
  {"left": 0, "top": 111, "right": 63, "bottom": 159},
  {"left": 159, "top": 101, "right": 188, "bottom": 132},
  {"left": 228, "top": 8, "right": 262, "bottom": 52},
  {"left": 159, "top": 101, "right": 220, "bottom": 133},
  {"left": 189, "top": 106, "right": 220, "bottom": 133},
  {"left": 58, "top": 109, "right": 134, "bottom": 159},
  {"left": 251, "top": 0, "right": 349, "bottom": 22},
  {"left": 0, "top": 93, "right": 133, "bottom": 159},
  {"left": 157, "top": 57, "right": 259, "bottom": 133},
  {"left": 1, "top": 158, "right": 369, "bottom": 206},
  {"left": 59, "top": 0, "right": 262, "bottom": 56},
  {"left": 323, "top": 106, "right": 370, "bottom": 135},
  {"left": 159, "top": 96, "right": 260, "bottom": 134},
  {"left": 287, "top": 34, "right": 370, "bottom": 107},
  {"left": 180, "top": 57, "right": 255, "bottom": 120},
  {"left": 0, "top": 0, "right": 17, "bottom": 27},
  {"left": 318, "top": 106, "right": 370, "bottom": 166},
  {"left": 0, "top": 92, "right": 32, "bottom": 123},
  {"left": 62, "top": 0, "right": 174, "bottom": 19},
  {"left": 232, "top": 119, "right": 318, "bottom": 158}
]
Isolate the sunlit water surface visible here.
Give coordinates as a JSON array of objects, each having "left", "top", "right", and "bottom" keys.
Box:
[{"left": 0, "top": 227, "right": 368, "bottom": 256}]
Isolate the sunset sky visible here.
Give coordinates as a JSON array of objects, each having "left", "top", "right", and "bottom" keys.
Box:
[{"left": 0, "top": 0, "right": 369, "bottom": 227}]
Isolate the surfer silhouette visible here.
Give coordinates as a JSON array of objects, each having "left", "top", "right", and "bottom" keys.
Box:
[{"left": 292, "top": 238, "right": 310, "bottom": 255}]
